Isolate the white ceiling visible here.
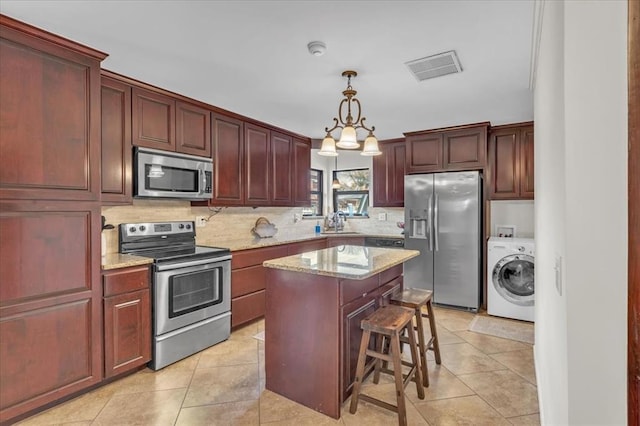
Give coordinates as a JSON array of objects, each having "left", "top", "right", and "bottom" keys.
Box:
[{"left": 0, "top": 0, "right": 534, "bottom": 141}]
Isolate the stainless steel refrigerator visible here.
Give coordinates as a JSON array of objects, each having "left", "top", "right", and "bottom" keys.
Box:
[{"left": 404, "top": 171, "right": 482, "bottom": 310}]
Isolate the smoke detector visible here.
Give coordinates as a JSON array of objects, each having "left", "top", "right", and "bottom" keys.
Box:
[
  {"left": 307, "top": 41, "right": 327, "bottom": 57},
  {"left": 405, "top": 50, "right": 463, "bottom": 81}
]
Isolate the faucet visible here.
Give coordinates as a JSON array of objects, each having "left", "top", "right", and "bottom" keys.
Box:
[{"left": 328, "top": 211, "right": 347, "bottom": 232}]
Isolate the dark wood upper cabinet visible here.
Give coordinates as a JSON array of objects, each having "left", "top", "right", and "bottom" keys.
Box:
[
  {"left": 244, "top": 123, "right": 270, "bottom": 206},
  {"left": 405, "top": 133, "right": 443, "bottom": 173},
  {"left": 293, "top": 137, "right": 311, "bottom": 207},
  {"left": 373, "top": 138, "right": 406, "bottom": 207},
  {"left": 405, "top": 122, "right": 489, "bottom": 174},
  {"left": 176, "top": 101, "right": 211, "bottom": 157},
  {"left": 270, "top": 132, "right": 293, "bottom": 206},
  {"left": 101, "top": 76, "right": 132, "bottom": 204},
  {"left": 132, "top": 87, "right": 176, "bottom": 151},
  {"left": 211, "top": 113, "right": 244, "bottom": 205},
  {"left": 488, "top": 122, "right": 534, "bottom": 200},
  {"left": 0, "top": 17, "right": 106, "bottom": 202}
]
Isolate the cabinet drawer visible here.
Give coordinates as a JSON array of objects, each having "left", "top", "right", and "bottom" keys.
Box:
[
  {"left": 232, "top": 245, "right": 289, "bottom": 269},
  {"left": 103, "top": 266, "right": 150, "bottom": 297},
  {"left": 231, "top": 265, "right": 266, "bottom": 298},
  {"left": 379, "top": 264, "right": 403, "bottom": 285},
  {"left": 287, "top": 238, "right": 327, "bottom": 255},
  {"left": 231, "top": 290, "right": 265, "bottom": 328},
  {"left": 340, "top": 275, "right": 380, "bottom": 306}
]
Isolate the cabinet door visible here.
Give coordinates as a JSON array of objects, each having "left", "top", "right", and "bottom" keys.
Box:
[
  {"left": 271, "top": 132, "right": 293, "bottom": 206},
  {"left": 101, "top": 77, "right": 132, "bottom": 204},
  {"left": 176, "top": 101, "right": 211, "bottom": 157},
  {"left": 288, "top": 239, "right": 327, "bottom": 254},
  {"left": 373, "top": 140, "right": 405, "bottom": 207},
  {"left": 0, "top": 201, "right": 102, "bottom": 421},
  {"left": 405, "top": 134, "right": 443, "bottom": 174},
  {"left": 444, "top": 126, "right": 487, "bottom": 170},
  {"left": 132, "top": 87, "right": 175, "bottom": 151},
  {"left": 520, "top": 127, "right": 535, "bottom": 199},
  {"left": 489, "top": 129, "right": 520, "bottom": 199},
  {"left": 0, "top": 30, "right": 102, "bottom": 201},
  {"left": 104, "top": 289, "right": 151, "bottom": 378},
  {"left": 244, "top": 123, "right": 270, "bottom": 205},
  {"left": 341, "top": 295, "right": 377, "bottom": 398},
  {"left": 211, "top": 113, "right": 244, "bottom": 205},
  {"left": 232, "top": 290, "right": 266, "bottom": 328},
  {"left": 293, "top": 138, "right": 311, "bottom": 206}
]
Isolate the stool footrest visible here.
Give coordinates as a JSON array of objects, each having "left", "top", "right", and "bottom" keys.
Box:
[
  {"left": 358, "top": 394, "right": 399, "bottom": 413},
  {"left": 365, "top": 349, "right": 393, "bottom": 362},
  {"left": 379, "top": 365, "right": 418, "bottom": 389}
]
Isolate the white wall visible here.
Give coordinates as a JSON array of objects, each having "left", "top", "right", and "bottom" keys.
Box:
[
  {"left": 490, "top": 200, "right": 535, "bottom": 237},
  {"left": 534, "top": 1, "right": 628, "bottom": 424}
]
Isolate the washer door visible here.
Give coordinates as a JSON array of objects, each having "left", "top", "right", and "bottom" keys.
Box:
[{"left": 492, "top": 254, "right": 535, "bottom": 306}]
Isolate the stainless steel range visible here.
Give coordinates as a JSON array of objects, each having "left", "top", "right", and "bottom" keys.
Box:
[{"left": 119, "top": 221, "right": 231, "bottom": 370}]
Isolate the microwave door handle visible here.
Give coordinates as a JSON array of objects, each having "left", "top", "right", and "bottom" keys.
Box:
[{"left": 201, "top": 169, "right": 207, "bottom": 195}]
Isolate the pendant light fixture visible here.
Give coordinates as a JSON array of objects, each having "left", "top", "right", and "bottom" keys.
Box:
[
  {"left": 318, "top": 70, "right": 381, "bottom": 157},
  {"left": 331, "top": 156, "right": 341, "bottom": 189}
]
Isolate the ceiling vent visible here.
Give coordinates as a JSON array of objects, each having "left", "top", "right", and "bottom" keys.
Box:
[{"left": 405, "top": 50, "right": 462, "bottom": 82}]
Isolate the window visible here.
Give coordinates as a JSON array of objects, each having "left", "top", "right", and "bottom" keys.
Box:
[
  {"left": 302, "top": 168, "right": 323, "bottom": 216},
  {"left": 332, "top": 168, "right": 370, "bottom": 217}
]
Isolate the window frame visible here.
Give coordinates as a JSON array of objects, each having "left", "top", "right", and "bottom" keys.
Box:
[
  {"left": 303, "top": 168, "right": 323, "bottom": 217},
  {"left": 332, "top": 168, "right": 370, "bottom": 217}
]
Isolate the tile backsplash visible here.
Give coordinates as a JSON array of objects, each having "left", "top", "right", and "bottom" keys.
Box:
[{"left": 101, "top": 200, "right": 405, "bottom": 254}]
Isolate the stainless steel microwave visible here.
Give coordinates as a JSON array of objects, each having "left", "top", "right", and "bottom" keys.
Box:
[{"left": 134, "top": 147, "right": 213, "bottom": 200}]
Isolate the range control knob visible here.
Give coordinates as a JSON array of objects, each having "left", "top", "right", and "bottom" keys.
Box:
[
  {"left": 129, "top": 226, "right": 137, "bottom": 233},
  {"left": 178, "top": 223, "right": 185, "bottom": 229},
  {"left": 139, "top": 225, "right": 146, "bottom": 232},
  {"left": 186, "top": 224, "right": 192, "bottom": 230},
  {"left": 517, "top": 246, "right": 525, "bottom": 252}
]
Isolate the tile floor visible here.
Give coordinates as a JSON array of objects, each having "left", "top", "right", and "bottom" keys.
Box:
[{"left": 17, "top": 307, "right": 539, "bottom": 425}]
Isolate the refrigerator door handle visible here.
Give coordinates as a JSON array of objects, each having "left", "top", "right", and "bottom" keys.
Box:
[
  {"left": 434, "top": 193, "right": 439, "bottom": 251},
  {"left": 427, "top": 195, "right": 434, "bottom": 251}
]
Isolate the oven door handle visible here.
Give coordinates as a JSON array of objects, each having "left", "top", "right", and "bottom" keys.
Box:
[{"left": 155, "top": 255, "right": 232, "bottom": 271}]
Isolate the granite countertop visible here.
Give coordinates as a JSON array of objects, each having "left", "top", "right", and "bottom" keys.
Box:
[
  {"left": 263, "top": 245, "right": 420, "bottom": 280},
  {"left": 101, "top": 253, "right": 154, "bottom": 270},
  {"left": 201, "top": 232, "right": 403, "bottom": 252}
]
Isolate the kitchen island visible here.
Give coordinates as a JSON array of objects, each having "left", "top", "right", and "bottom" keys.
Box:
[{"left": 263, "top": 245, "right": 420, "bottom": 419}]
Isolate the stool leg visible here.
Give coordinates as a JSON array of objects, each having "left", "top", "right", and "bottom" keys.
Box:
[
  {"left": 390, "top": 332, "right": 408, "bottom": 426},
  {"left": 413, "top": 308, "right": 430, "bottom": 387},
  {"left": 349, "top": 329, "right": 371, "bottom": 414},
  {"left": 373, "top": 335, "right": 385, "bottom": 384},
  {"left": 406, "top": 322, "right": 425, "bottom": 400},
  {"left": 425, "top": 301, "right": 442, "bottom": 364}
]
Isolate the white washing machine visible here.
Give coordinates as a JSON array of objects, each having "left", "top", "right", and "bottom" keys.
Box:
[{"left": 487, "top": 237, "right": 535, "bottom": 322}]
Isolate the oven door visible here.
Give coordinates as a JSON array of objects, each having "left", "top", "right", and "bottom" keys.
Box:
[{"left": 154, "top": 256, "right": 231, "bottom": 335}]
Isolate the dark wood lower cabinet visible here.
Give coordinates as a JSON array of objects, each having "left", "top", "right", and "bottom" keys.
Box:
[
  {"left": 0, "top": 201, "right": 102, "bottom": 423},
  {"left": 231, "top": 290, "right": 266, "bottom": 328},
  {"left": 103, "top": 265, "right": 151, "bottom": 379},
  {"left": 265, "top": 264, "right": 404, "bottom": 419}
]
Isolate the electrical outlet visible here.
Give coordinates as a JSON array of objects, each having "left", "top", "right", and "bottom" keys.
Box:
[
  {"left": 195, "top": 216, "right": 207, "bottom": 227},
  {"left": 378, "top": 213, "right": 387, "bottom": 221}
]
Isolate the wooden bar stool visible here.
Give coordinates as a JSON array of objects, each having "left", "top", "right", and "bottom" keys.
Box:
[
  {"left": 349, "top": 305, "right": 424, "bottom": 426},
  {"left": 390, "top": 288, "right": 442, "bottom": 388}
]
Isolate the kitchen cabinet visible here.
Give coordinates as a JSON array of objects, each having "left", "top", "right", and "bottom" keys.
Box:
[
  {"left": 488, "top": 122, "right": 534, "bottom": 200},
  {"left": 373, "top": 138, "right": 406, "bottom": 207},
  {"left": 207, "top": 114, "right": 312, "bottom": 208},
  {"left": 0, "top": 15, "right": 106, "bottom": 424},
  {"left": 132, "top": 87, "right": 211, "bottom": 158},
  {"left": 293, "top": 137, "right": 312, "bottom": 206},
  {"left": 405, "top": 122, "right": 489, "bottom": 174},
  {"left": 326, "top": 236, "right": 365, "bottom": 247},
  {"left": 271, "top": 131, "right": 293, "bottom": 206},
  {"left": 287, "top": 238, "right": 327, "bottom": 254},
  {"left": 264, "top": 260, "right": 405, "bottom": 419},
  {"left": 0, "top": 16, "right": 105, "bottom": 202},
  {"left": 244, "top": 123, "right": 271, "bottom": 205},
  {"left": 211, "top": 113, "right": 244, "bottom": 205},
  {"left": 101, "top": 75, "right": 132, "bottom": 204},
  {"left": 230, "top": 244, "right": 289, "bottom": 328},
  {"left": 0, "top": 201, "right": 103, "bottom": 423},
  {"left": 102, "top": 265, "right": 151, "bottom": 378},
  {"left": 132, "top": 87, "right": 175, "bottom": 152}
]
